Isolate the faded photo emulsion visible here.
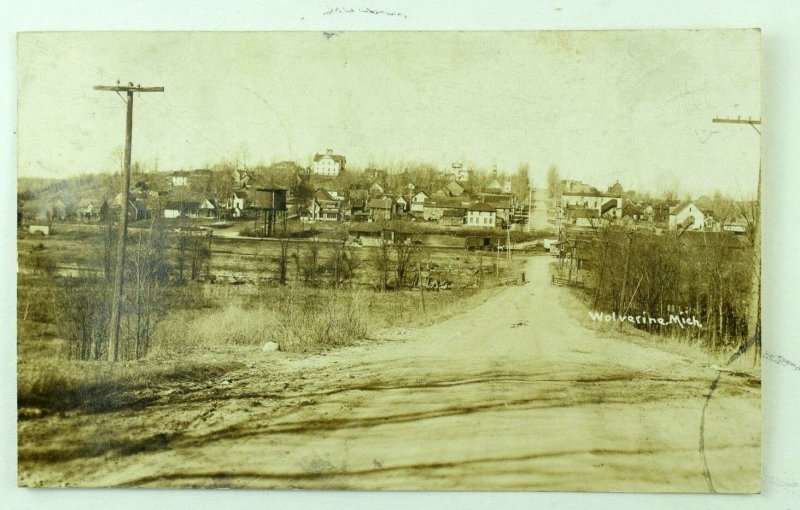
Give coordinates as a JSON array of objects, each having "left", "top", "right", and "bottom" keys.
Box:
[{"left": 16, "top": 30, "right": 761, "bottom": 492}]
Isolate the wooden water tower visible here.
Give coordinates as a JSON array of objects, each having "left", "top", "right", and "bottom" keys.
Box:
[{"left": 253, "top": 187, "right": 288, "bottom": 237}]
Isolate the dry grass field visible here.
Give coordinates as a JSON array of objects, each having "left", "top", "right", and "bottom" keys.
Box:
[{"left": 17, "top": 226, "right": 525, "bottom": 417}]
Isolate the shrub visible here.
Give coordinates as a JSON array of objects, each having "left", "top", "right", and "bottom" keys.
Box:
[
  {"left": 274, "top": 288, "right": 370, "bottom": 352},
  {"left": 58, "top": 277, "right": 111, "bottom": 361},
  {"left": 154, "top": 304, "right": 279, "bottom": 354}
]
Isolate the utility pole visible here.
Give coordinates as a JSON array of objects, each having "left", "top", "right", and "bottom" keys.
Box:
[
  {"left": 95, "top": 83, "right": 164, "bottom": 361},
  {"left": 418, "top": 256, "right": 426, "bottom": 313},
  {"left": 526, "top": 187, "right": 532, "bottom": 233},
  {"left": 712, "top": 115, "right": 761, "bottom": 359},
  {"left": 506, "top": 224, "right": 511, "bottom": 268},
  {"left": 495, "top": 239, "right": 500, "bottom": 279}
]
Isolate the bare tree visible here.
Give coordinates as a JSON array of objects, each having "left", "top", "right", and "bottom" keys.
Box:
[
  {"left": 59, "top": 277, "right": 110, "bottom": 360},
  {"left": 546, "top": 165, "right": 561, "bottom": 199},
  {"left": 371, "top": 231, "right": 393, "bottom": 292},
  {"left": 122, "top": 220, "right": 170, "bottom": 359},
  {"left": 393, "top": 234, "right": 420, "bottom": 290},
  {"left": 61, "top": 219, "right": 171, "bottom": 361},
  {"left": 301, "top": 238, "right": 321, "bottom": 286},
  {"left": 276, "top": 216, "right": 290, "bottom": 285}
]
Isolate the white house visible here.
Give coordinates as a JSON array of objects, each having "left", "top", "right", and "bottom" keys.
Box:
[
  {"left": 410, "top": 191, "right": 430, "bottom": 214},
  {"left": 312, "top": 149, "right": 346, "bottom": 176},
  {"left": 77, "top": 198, "right": 106, "bottom": 222},
  {"left": 232, "top": 191, "right": 248, "bottom": 218},
  {"left": 163, "top": 202, "right": 183, "bottom": 219},
  {"left": 369, "top": 181, "right": 385, "bottom": 196},
  {"left": 466, "top": 202, "right": 497, "bottom": 228},
  {"left": 668, "top": 201, "right": 705, "bottom": 231},
  {"left": 171, "top": 172, "right": 189, "bottom": 187},
  {"left": 233, "top": 169, "right": 251, "bottom": 188},
  {"left": 393, "top": 195, "right": 408, "bottom": 215},
  {"left": 199, "top": 199, "right": 220, "bottom": 219}
]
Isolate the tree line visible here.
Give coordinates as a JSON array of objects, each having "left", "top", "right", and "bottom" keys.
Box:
[{"left": 578, "top": 226, "right": 755, "bottom": 351}]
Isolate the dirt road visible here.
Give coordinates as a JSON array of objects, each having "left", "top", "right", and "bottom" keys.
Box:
[
  {"left": 528, "top": 187, "right": 553, "bottom": 232},
  {"left": 18, "top": 256, "right": 760, "bottom": 492}
]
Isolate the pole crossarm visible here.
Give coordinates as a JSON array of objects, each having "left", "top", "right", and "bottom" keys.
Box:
[
  {"left": 712, "top": 117, "right": 761, "bottom": 125},
  {"left": 713, "top": 117, "right": 762, "bottom": 134},
  {"left": 94, "top": 85, "right": 165, "bottom": 93}
]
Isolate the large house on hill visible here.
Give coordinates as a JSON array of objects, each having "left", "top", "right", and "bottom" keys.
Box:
[{"left": 312, "top": 149, "right": 346, "bottom": 176}]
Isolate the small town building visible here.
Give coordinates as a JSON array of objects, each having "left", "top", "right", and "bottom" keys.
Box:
[
  {"left": 392, "top": 195, "right": 408, "bottom": 216},
  {"left": 423, "top": 198, "right": 468, "bottom": 222},
  {"left": 310, "top": 189, "right": 340, "bottom": 221},
  {"left": 77, "top": 198, "right": 108, "bottom": 222},
  {"left": 441, "top": 208, "right": 466, "bottom": 226},
  {"left": 312, "top": 149, "right": 346, "bottom": 176},
  {"left": 466, "top": 202, "right": 497, "bottom": 228},
  {"left": 231, "top": 191, "right": 248, "bottom": 218},
  {"left": 668, "top": 201, "right": 705, "bottom": 231},
  {"left": 482, "top": 195, "right": 514, "bottom": 227},
  {"left": 563, "top": 207, "right": 601, "bottom": 228},
  {"left": 560, "top": 190, "right": 623, "bottom": 219},
  {"left": 622, "top": 202, "right": 645, "bottom": 220},
  {"left": 171, "top": 171, "right": 189, "bottom": 187},
  {"left": 486, "top": 179, "right": 503, "bottom": 194},
  {"left": 446, "top": 162, "right": 469, "bottom": 182},
  {"left": 434, "top": 180, "right": 466, "bottom": 198},
  {"left": 410, "top": 190, "right": 430, "bottom": 215},
  {"left": 369, "top": 181, "right": 385, "bottom": 196},
  {"left": 164, "top": 201, "right": 199, "bottom": 219},
  {"left": 198, "top": 199, "right": 220, "bottom": 219},
  {"left": 368, "top": 197, "right": 394, "bottom": 222}
]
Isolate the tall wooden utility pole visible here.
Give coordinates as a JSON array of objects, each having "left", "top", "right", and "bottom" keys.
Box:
[
  {"left": 526, "top": 187, "right": 532, "bottom": 233},
  {"left": 712, "top": 115, "right": 761, "bottom": 358},
  {"left": 95, "top": 83, "right": 164, "bottom": 361},
  {"left": 506, "top": 224, "right": 511, "bottom": 268}
]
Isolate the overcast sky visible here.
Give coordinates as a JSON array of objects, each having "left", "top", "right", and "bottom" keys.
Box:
[{"left": 17, "top": 30, "right": 760, "bottom": 197}]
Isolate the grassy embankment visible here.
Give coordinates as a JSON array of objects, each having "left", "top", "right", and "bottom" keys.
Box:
[{"left": 548, "top": 261, "right": 761, "bottom": 373}]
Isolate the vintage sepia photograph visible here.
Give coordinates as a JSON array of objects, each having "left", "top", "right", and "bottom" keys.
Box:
[{"left": 16, "top": 30, "right": 761, "bottom": 492}]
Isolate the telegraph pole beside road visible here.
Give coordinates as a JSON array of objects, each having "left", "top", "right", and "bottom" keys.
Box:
[
  {"left": 94, "top": 83, "right": 164, "bottom": 361},
  {"left": 712, "top": 115, "right": 761, "bottom": 358}
]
